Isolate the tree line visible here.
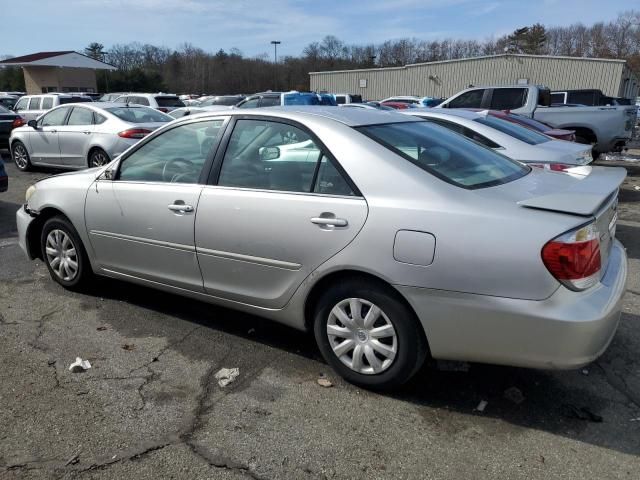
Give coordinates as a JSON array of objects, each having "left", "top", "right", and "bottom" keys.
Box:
[{"left": 1, "top": 10, "right": 639, "bottom": 95}]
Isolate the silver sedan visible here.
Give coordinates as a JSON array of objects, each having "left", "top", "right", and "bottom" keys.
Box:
[
  {"left": 9, "top": 103, "right": 172, "bottom": 171},
  {"left": 16, "top": 107, "right": 627, "bottom": 389}
]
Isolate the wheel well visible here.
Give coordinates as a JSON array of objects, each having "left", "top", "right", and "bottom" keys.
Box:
[
  {"left": 570, "top": 127, "right": 597, "bottom": 145},
  {"left": 87, "top": 146, "right": 107, "bottom": 165},
  {"left": 27, "top": 207, "right": 69, "bottom": 260},
  {"left": 303, "top": 270, "right": 420, "bottom": 331}
]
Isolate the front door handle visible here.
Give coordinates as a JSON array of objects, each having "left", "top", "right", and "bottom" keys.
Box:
[
  {"left": 168, "top": 203, "right": 194, "bottom": 213},
  {"left": 311, "top": 217, "right": 348, "bottom": 227},
  {"left": 50, "top": 129, "right": 57, "bottom": 133}
]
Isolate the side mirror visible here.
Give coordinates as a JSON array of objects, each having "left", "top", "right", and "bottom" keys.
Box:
[
  {"left": 27, "top": 120, "right": 38, "bottom": 129},
  {"left": 259, "top": 146, "right": 280, "bottom": 161}
]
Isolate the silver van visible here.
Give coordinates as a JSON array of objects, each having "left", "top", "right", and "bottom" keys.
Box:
[{"left": 13, "top": 94, "right": 93, "bottom": 122}]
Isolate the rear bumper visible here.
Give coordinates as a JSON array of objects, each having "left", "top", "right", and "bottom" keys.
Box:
[{"left": 396, "top": 240, "right": 627, "bottom": 370}]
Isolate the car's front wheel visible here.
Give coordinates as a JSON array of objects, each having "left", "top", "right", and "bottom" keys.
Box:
[
  {"left": 313, "top": 280, "right": 428, "bottom": 390},
  {"left": 12, "top": 141, "right": 32, "bottom": 171},
  {"left": 41, "top": 216, "right": 93, "bottom": 290}
]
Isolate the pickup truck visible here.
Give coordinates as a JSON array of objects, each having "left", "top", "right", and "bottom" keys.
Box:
[{"left": 437, "top": 85, "right": 637, "bottom": 154}]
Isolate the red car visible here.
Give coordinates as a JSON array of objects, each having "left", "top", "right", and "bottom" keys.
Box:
[
  {"left": 466, "top": 109, "right": 576, "bottom": 142},
  {"left": 381, "top": 101, "right": 418, "bottom": 110}
]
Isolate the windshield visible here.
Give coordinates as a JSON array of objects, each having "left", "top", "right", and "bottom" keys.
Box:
[
  {"left": 474, "top": 115, "right": 551, "bottom": 145},
  {"left": 201, "top": 96, "right": 243, "bottom": 106},
  {"left": 105, "top": 106, "right": 172, "bottom": 123},
  {"left": 357, "top": 121, "right": 529, "bottom": 189},
  {"left": 155, "top": 96, "right": 185, "bottom": 107}
]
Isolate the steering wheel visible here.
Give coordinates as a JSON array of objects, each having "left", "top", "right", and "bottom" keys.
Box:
[{"left": 162, "top": 157, "right": 195, "bottom": 182}]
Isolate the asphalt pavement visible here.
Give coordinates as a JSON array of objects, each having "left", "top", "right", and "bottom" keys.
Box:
[{"left": 1, "top": 149, "right": 639, "bottom": 479}]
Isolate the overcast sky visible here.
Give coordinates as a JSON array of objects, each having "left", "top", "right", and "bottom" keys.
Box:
[{"left": 2, "top": 0, "right": 633, "bottom": 58}]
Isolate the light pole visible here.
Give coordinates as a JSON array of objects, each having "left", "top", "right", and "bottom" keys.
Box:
[
  {"left": 271, "top": 40, "right": 281, "bottom": 90},
  {"left": 101, "top": 51, "right": 111, "bottom": 93}
]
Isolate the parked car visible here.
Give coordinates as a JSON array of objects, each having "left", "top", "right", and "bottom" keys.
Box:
[
  {"left": 380, "top": 96, "right": 444, "bottom": 107},
  {"left": 402, "top": 109, "right": 593, "bottom": 172},
  {"left": 114, "top": 93, "right": 185, "bottom": 113},
  {"left": 13, "top": 94, "right": 93, "bottom": 122},
  {"left": 0, "top": 104, "right": 25, "bottom": 149},
  {"left": 0, "top": 156, "right": 7, "bottom": 192},
  {"left": 10, "top": 103, "right": 172, "bottom": 171},
  {"left": 381, "top": 101, "right": 419, "bottom": 110},
  {"left": 0, "top": 91, "right": 25, "bottom": 97},
  {"left": 339, "top": 103, "right": 395, "bottom": 111},
  {"left": 236, "top": 91, "right": 337, "bottom": 108},
  {"left": 199, "top": 95, "right": 245, "bottom": 107},
  {"left": 437, "top": 85, "right": 637, "bottom": 154},
  {"left": 99, "top": 93, "right": 129, "bottom": 102},
  {"left": 0, "top": 95, "right": 19, "bottom": 110},
  {"left": 466, "top": 109, "right": 576, "bottom": 141},
  {"left": 332, "top": 93, "right": 363, "bottom": 104},
  {"left": 16, "top": 107, "right": 626, "bottom": 389}
]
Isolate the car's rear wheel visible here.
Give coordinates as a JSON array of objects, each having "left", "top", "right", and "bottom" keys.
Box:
[
  {"left": 89, "top": 148, "right": 110, "bottom": 168},
  {"left": 41, "top": 216, "right": 93, "bottom": 290},
  {"left": 313, "top": 280, "right": 428, "bottom": 390},
  {"left": 12, "top": 141, "right": 32, "bottom": 171}
]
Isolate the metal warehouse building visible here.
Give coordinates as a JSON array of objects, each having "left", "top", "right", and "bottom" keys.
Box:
[{"left": 310, "top": 54, "right": 639, "bottom": 101}]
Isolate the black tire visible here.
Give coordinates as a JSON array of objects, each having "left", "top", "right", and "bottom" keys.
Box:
[
  {"left": 12, "top": 141, "right": 32, "bottom": 171},
  {"left": 41, "top": 216, "right": 93, "bottom": 290},
  {"left": 88, "top": 148, "right": 110, "bottom": 168},
  {"left": 313, "top": 280, "right": 428, "bottom": 390}
]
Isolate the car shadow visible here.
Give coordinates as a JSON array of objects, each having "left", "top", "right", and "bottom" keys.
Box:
[
  {"left": 616, "top": 223, "right": 640, "bottom": 260},
  {"left": 77, "top": 276, "right": 640, "bottom": 457},
  {"left": 0, "top": 200, "right": 20, "bottom": 238}
]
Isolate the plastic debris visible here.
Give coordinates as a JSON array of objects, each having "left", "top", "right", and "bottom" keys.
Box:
[
  {"left": 582, "top": 368, "right": 589, "bottom": 375},
  {"left": 503, "top": 386, "right": 525, "bottom": 405},
  {"left": 475, "top": 400, "right": 488, "bottom": 412},
  {"left": 69, "top": 357, "right": 91, "bottom": 372},
  {"left": 215, "top": 367, "right": 240, "bottom": 387},
  {"left": 317, "top": 377, "right": 333, "bottom": 388},
  {"left": 560, "top": 403, "right": 603, "bottom": 422}
]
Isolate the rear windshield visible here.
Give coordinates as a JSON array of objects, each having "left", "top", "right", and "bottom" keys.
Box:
[
  {"left": 474, "top": 115, "right": 551, "bottom": 145},
  {"left": 155, "top": 96, "right": 185, "bottom": 107},
  {"left": 506, "top": 113, "right": 552, "bottom": 132},
  {"left": 105, "top": 106, "right": 172, "bottom": 123},
  {"left": 59, "top": 97, "right": 93, "bottom": 104},
  {"left": 357, "top": 121, "right": 529, "bottom": 189}
]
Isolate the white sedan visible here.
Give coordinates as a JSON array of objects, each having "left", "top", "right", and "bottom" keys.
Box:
[{"left": 402, "top": 109, "right": 593, "bottom": 172}]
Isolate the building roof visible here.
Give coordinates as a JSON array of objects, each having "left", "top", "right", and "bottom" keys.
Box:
[
  {"left": 309, "top": 53, "right": 628, "bottom": 75},
  {"left": 0, "top": 51, "right": 116, "bottom": 70}
]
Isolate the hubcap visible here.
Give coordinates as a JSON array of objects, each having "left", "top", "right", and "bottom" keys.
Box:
[
  {"left": 327, "top": 298, "right": 397, "bottom": 375},
  {"left": 45, "top": 229, "right": 79, "bottom": 282},
  {"left": 91, "top": 151, "right": 108, "bottom": 167},
  {"left": 14, "top": 145, "right": 28, "bottom": 169}
]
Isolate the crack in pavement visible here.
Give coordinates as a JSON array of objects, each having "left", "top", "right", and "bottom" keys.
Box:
[{"left": 30, "top": 306, "right": 64, "bottom": 352}]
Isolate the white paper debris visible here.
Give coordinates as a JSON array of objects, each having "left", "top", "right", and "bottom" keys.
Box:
[
  {"left": 215, "top": 367, "right": 239, "bottom": 387},
  {"left": 69, "top": 357, "right": 91, "bottom": 372},
  {"left": 317, "top": 377, "right": 333, "bottom": 388},
  {"left": 475, "top": 400, "right": 488, "bottom": 412}
]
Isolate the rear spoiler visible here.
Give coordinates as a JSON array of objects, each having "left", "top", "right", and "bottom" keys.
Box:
[{"left": 518, "top": 166, "right": 626, "bottom": 216}]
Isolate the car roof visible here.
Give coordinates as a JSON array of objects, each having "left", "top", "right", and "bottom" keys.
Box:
[
  {"left": 188, "top": 106, "right": 418, "bottom": 127},
  {"left": 403, "top": 109, "right": 482, "bottom": 120}
]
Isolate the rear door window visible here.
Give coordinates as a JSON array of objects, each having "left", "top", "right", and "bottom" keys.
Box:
[
  {"left": 259, "top": 96, "right": 281, "bottom": 107},
  {"left": 41, "top": 97, "right": 54, "bottom": 109},
  {"left": 66, "top": 107, "right": 94, "bottom": 126},
  {"left": 28, "top": 98, "right": 42, "bottom": 110},
  {"left": 446, "top": 90, "right": 485, "bottom": 108},
  {"left": 489, "top": 88, "right": 527, "bottom": 110}
]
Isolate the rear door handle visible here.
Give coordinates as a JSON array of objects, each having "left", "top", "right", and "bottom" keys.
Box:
[
  {"left": 83, "top": 131, "right": 91, "bottom": 135},
  {"left": 311, "top": 217, "right": 348, "bottom": 227},
  {"left": 168, "top": 203, "right": 194, "bottom": 213}
]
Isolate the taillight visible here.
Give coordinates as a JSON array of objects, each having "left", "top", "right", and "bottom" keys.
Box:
[
  {"left": 12, "top": 117, "right": 25, "bottom": 128},
  {"left": 541, "top": 222, "right": 601, "bottom": 291},
  {"left": 157, "top": 107, "right": 168, "bottom": 113},
  {"left": 118, "top": 128, "right": 152, "bottom": 139}
]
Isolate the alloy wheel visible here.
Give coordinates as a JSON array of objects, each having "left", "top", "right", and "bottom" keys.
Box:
[
  {"left": 326, "top": 298, "right": 398, "bottom": 375},
  {"left": 13, "top": 144, "right": 28, "bottom": 169},
  {"left": 91, "top": 150, "right": 109, "bottom": 167},
  {"left": 45, "top": 229, "right": 79, "bottom": 282}
]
